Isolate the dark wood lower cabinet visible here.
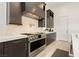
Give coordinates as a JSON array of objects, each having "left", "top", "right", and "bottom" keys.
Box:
[
  {"left": 3, "top": 38, "right": 28, "bottom": 57},
  {"left": 46, "top": 32, "right": 56, "bottom": 46},
  {"left": 0, "top": 43, "right": 4, "bottom": 57}
]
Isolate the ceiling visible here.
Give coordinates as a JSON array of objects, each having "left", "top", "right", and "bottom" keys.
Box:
[
  {"left": 46, "top": 2, "right": 67, "bottom": 7},
  {"left": 46, "top": 2, "right": 79, "bottom": 8}
]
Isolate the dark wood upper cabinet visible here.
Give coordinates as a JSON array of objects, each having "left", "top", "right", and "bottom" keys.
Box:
[
  {"left": 0, "top": 43, "right": 4, "bottom": 57},
  {"left": 47, "top": 9, "right": 54, "bottom": 28},
  {"left": 38, "top": 18, "right": 45, "bottom": 27},
  {"left": 9, "top": 2, "right": 22, "bottom": 25}
]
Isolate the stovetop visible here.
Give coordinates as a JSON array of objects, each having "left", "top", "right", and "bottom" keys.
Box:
[{"left": 21, "top": 32, "right": 45, "bottom": 41}]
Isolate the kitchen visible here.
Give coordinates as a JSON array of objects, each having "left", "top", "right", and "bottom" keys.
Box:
[{"left": 0, "top": 2, "right": 79, "bottom": 57}]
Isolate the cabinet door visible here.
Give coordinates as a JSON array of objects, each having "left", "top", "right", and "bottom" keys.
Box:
[
  {"left": 47, "top": 16, "right": 54, "bottom": 28},
  {"left": 47, "top": 9, "right": 54, "bottom": 28},
  {"left": 0, "top": 43, "right": 3, "bottom": 57},
  {"left": 38, "top": 18, "right": 45, "bottom": 27},
  {"left": 4, "top": 38, "right": 28, "bottom": 57},
  {"left": 46, "top": 32, "right": 56, "bottom": 45},
  {"left": 9, "top": 2, "right": 22, "bottom": 25}
]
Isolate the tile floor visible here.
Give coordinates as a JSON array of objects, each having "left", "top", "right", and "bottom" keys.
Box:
[{"left": 36, "top": 40, "right": 70, "bottom": 57}]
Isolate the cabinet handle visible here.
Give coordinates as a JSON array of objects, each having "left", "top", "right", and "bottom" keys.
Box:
[{"left": 12, "top": 40, "right": 23, "bottom": 43}]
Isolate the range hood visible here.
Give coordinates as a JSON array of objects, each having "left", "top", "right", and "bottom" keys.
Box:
[
  {"left": 23, "top": 11, "right": 40, "bottom": 19},
  {"left": 23, "top": 2, "right": 45, "bottom": 20}
]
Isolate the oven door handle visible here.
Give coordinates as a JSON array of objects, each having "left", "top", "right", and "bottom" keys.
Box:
[{"left": 30, "top": 37, "right": 46, "bottom": 43}]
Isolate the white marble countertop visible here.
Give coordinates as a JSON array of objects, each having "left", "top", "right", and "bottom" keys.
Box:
[
  {"left": 0, "top": 34, "right": 28, "bottom": 42},
  {"left": 0, "top": 31, "right": 56, "bottom": 43}
]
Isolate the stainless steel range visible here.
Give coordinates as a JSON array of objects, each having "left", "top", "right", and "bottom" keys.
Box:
[{"left": 21, "top": 32, "right": 46, "bottom": 57}]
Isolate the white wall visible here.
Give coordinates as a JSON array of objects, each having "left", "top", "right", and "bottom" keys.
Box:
[
  {"left": 0, "top": 2, "right": 6, "bottom": 27},
  {"left": 47, "top": 2, "right": 79, "bottom": 42}
]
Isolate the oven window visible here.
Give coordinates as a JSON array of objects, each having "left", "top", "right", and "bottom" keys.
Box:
[{"left": 30, "top": 38, "right": 45, "bottom": 52}]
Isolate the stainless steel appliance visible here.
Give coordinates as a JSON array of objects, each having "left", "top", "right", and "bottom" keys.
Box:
[
  {"left": 21, "top": 33, "right": 46, "bottom": 57},
  {"left": 23, "top": 2, "right": 46, "bottom": 19}
]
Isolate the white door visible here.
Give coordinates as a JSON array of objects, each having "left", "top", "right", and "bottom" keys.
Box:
[
  {"left": 56, "top": 16, "right": 69, "bottom": 42},
  {"left": 72, "top": 34, "right": 79, "bottom": 57}
]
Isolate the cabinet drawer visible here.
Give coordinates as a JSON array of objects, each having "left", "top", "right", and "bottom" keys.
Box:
[{"left": 4, "top": 38, "right": 26, "bottom": 47}]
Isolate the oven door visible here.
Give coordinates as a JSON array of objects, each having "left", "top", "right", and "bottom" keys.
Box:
[{"left": 29, "top": 38, "right": 46, "bottom": 57}]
